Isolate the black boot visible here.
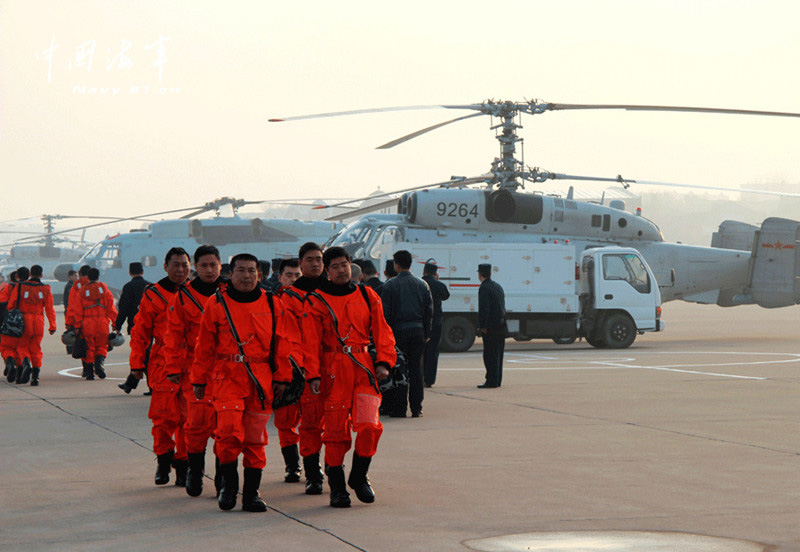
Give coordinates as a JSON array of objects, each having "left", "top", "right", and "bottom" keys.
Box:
[
  {"left": 173, "top": 457, "right": 188, "bottom": 487},
  {"left": 214, "top": 457, "right": 223, "bottom": 498},
  {"left": 185, "top": 452, "right": 205, "bottom": 497},
  {"left": 94, "top": 355, "right": 106, "bottom": 379},
  {"left": 326, "top": 464, "right": 351, "bottom": 508},
  {"left": 4, "top": 356, "right": 13, "bottom": 378},
  {"left": 118, "top": 373, "right": 139, "bottom": 394},
  {"left": 242, "top": 467, "right": 267, "bottom": 512},
  {"left": 303, "top": 453, "right": 324, "bottom": 495},
  {"left": 17, "top": 358, "right": 32, "bottom": 384},
  {"left": 218, "top": 460, "right": 239, "bottom": 511},
  {"left": 30, "top": 367, "right": 40, "bottom": 387},
  {"left": 281, "top": 444, "right": 301, "bottom": 483},
  {"left": 83, "top": 361, "right": 94, "bottom": 380},
  {"left": 155, "top": 451, "right": 173, "bottom": 485},
  {"left": 347, "top": 453, "right": 375, "bottom": 503}
]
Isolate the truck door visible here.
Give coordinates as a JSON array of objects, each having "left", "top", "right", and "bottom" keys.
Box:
[{"left": 595, "top": 252, "right": 656, "bottom": 328}]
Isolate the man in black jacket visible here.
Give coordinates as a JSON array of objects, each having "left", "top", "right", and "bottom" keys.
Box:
[
  {"left": 115, "top": 262, "right": 151, "bottom": 394},
  {"left": 421, "top": 261, "right": 450, "bottom": 388},
  {"left": 380, "top": 250, "right": 432, "bottom": 417},
  {"left": 477, "top": 263, "right": 507, "bottom": 389},
  {"left": 114, "top": 262, "right": 150, "bottom": 335},
  {"left": 361, "top": 261, "right": 383, "bottom": 295}
]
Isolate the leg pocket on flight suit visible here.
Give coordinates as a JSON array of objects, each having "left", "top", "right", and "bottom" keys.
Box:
[
  {"left": 215, "top": 399, "right": 245, "bottom": 443},
  {"left": 354, "top": 394, "right": 381, "bottom": 427},
  {"left": 243, "top": 410, "right": 269, "bottom": 447},
  {"left": 148, "top": 386, "right": 180, "bottom": 422},
  {"left": 323, "top": 402, "right": 351, "bottom": 442}
]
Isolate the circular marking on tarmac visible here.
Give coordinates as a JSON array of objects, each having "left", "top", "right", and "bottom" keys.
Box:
[
  {"left": 58, "top": 363, "right": 126, "bottom": 381},
  {"left": 463, "top": 531, "right": 765, "bottom": 551}
]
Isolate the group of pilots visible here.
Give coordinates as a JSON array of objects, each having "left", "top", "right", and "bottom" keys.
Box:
[
  {"left": 123, "top": 242, "right": 396, "bottom": 512},
  {"left": 1, "top": 242, "right": 400, "bottom": 512}
]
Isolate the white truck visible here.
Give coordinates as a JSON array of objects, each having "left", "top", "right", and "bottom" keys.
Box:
[{"left": 382, "top": 243, "right": 663, "bottom": 352}]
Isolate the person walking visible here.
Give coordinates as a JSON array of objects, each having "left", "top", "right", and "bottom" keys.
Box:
[
  {"left": 380, "top": 250, "right": 432, "bottom": 418},
  {"left": 303, "top": 246, "right": 396, "bottom": 507},
  {"left": 190, "top": 253, "right": 295, "bottom": 512},
  {"left": 6, "top": 265, "right": 56, "bottom": 386},
  {"left": 128, "top": 248, "right": 191, "bottom": 486}
]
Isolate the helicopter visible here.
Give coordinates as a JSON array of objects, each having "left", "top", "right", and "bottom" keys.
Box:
[
  {"left": 270, "top": 100, "right": 800, "bottom": 350},
  {"left": 0, "top": 214, "right": 114, "bottom": 278},
  {"left": 51, "top": 197, "right": 346, "bottom": 294}
]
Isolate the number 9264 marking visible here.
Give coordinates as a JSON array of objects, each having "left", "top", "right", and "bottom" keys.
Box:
[{"left": 437, "top": 202, "right": 478, "bottom": 218}]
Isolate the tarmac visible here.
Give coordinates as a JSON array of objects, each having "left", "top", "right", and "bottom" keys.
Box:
[{"left": 1, "top": 301, "right": 799, "bottom": 551}]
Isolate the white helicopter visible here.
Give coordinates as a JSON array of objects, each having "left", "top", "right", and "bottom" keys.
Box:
[
  {"left": 271, "top": 100, "right": 800, "bottom": 349},
  {"left": 51, "top": 197, "right": 345, "bottom": 294}
]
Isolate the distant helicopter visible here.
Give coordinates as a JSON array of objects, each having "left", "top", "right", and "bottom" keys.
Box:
[
  {"left": 52, "top": 197, "right": 346, "bottom": 294},
  {"left": 0, "top": 214, "right": 113, "bottom": 279},
  {"left": 270, "top": 100, "right": 800, "bottom": 347}
]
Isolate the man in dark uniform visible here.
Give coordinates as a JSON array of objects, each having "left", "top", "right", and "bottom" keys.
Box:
[
  {"left": 421, "top": 260, "right": 450, "bottom": 388},
  {"left": 361, "top": 261, "right": 383, "bottom": 295},
  {"left": 115, "top": 262, "right": 151, "bottom": 394},
  {"left": 266, "top": 258, "right": 282, "bottom": 291},
  {"left": 477, "top": 263, "right": 507, "bottom": 389},
  {"left": 380, "top": 250, "right": 432, "bottom": 418},
  {"left": 115, "top": 262, "right": 150, "bottom": 335}
]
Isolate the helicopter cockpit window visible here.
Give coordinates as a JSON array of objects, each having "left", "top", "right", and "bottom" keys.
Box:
[
  {"left": 602, "top": 253, "right": 650, "bottom": 293},
  {"left": 142, "top": 255, "right": 158, "bottom": 267},
  {"left": 91, "top": 243, "right": 122, "bottom": 271},
  {"left": 331, "top": 219, "right": 377, "bottom": 259},
  {"left": 364, "top": 225, "right": 403, "bottom": 260}
]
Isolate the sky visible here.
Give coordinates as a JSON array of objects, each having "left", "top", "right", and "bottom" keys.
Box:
[{"left": 2, "top": 0, "right": 800, "bottom": 236}]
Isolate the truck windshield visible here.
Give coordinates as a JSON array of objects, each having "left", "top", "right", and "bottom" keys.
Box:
[{"left": 602, "top": 253, "right": 650, "bottom": 293}]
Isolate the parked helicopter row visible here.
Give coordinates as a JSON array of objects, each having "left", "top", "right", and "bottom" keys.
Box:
[{"left": 4, "top": 98, "right": 798, "bottom": 351}]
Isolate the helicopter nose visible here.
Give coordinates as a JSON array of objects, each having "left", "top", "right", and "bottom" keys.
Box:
[{"left": 53, "top": 263, "right": 76, "bottom": 282}]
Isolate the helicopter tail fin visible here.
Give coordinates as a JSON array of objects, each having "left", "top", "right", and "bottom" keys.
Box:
[{"left": 747, "top": 217, "right": 800, "bottom": 308}]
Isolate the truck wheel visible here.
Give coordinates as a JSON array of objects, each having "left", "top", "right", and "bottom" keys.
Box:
[
  {"left": 441, "top": 316, "right": 476, "bottom": 353},
  {"left": 602, "top": 313, "right": 636, "bottom": 349},
  {"left": 513, "top": 335, "right": 533, "bottom": 342},
  {"left": 585, "top": 333, "right": 606, "bottom": 348},
  {"left": 552, "top": 336, "right": 577, "bottom": 345}
]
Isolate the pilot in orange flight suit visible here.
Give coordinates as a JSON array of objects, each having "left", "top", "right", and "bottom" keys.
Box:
[
  {"left": 272, "top": 259, "right": 307, "bottom": 485},
  {"left": 65, "top": 265, "right": 93, "bottom": 378},
  {"left": 191, "top": 253, "right": 294, "bottom": 512},
  {"left": 7, "top": 265, "right": 56, "bottom": 386},
  {"left": 161, "top": 245, "right": 224, "bottom": 498},
  {"left": 73, "top": 268, "right": 116, "bottom": 380},
  {"left": 283, "top": 243, "right": 330, "bottom": 495},
  {"left": 1, "top": 270, "right": 21, "bottom": 382},
  {"left": 303, "top": 246, "right": 396, "bottom": 508},
  {"left": 129, "top": 248, "right": 191, "bottom": 487}
]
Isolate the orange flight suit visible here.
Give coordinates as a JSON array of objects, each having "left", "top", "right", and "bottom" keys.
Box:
[
  {"left": 73, "top": 281, "right": 116, "bottom": 363},
  {"left": 303, "top": 283, "right": 396, "bottom": 467},
  {"left": 272, "top": 287, "right": 305, "bottom": 449},
  {"left": 162, "top": 279, "right": 222, "bottom": 455},
  {"left": 0, "top": 282, "right": 20, "bottom": 362},
  {"left": 130, "top": 278, "right": 185, "bottom": 459},
  {"left": 65, "top": 276, "right": 89, "bottom": 329},
  {"left": 7, "top": 279, "right": 56, "bottom": 368},
  {"left": 191, "top": 287, "right": 293, "bottom": 469}
]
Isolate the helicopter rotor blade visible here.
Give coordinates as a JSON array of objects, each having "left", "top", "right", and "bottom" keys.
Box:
[
  {"left": 376, "top": 113, "right": 484, "bottom": 149},
  {"left": 543, "top": 103, "right": 800, "bottom": 119},
  {"left": 312, "top": 175, "right": 492, "bottom": 211},
  {"left": 324, "top": 198, "right": 400, "bottom": 221},
  {"left": 268, "top": 104, "right": 474, "bottom": 123},
  {"left": 533, "top": 169, "right": 800, "bottom": 198},
  {"left": 0, "top": 205, "right": 210, "bottom": 248}
]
